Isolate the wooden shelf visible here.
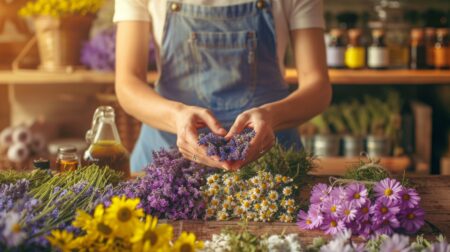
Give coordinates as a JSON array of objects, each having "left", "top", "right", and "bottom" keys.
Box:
[
  {"left": 1, "top": 69, "right": 450, "bottom": 85},
  {"left": 310, "top": 156, "right": 411, "bottom": 176}
]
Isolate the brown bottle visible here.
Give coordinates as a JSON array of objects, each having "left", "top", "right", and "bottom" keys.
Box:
[
  {"left": 425, "top": 28, "right": 436, "bottom": 69},
  {"left": 434, "top": 28, "right": 450, "bottom": 69},
  {"left": 56, "top": 146, "right": 80, "bottom": 172},
  {"left": 83, "top": 106, "right": 130, "bottom": 179},
  {"left": 409, "top": 28, "right": 427, "bottom": 70}
]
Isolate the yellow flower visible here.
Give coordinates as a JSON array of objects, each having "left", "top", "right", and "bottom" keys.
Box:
[
  {"left": 105, "top": 196, "right": 144, "bottom": 238},
  {"left": 47, "top": 230, "right": 76, "bottom": 252},
  {"left": 282, "top": 187, "right": 293, "bottom": 196},
  {"left": 172, "top": 232, "right": 203, "bottom": 252},
  {"left": 83, "top": 204, "right": 115, "bottom": 241},
  {"left": 268, "top": 190, "right": 279, "bottom": 201},
  {"left": 131, "top": 215, "right": 173, "bottom": 252},
  {"left": 72, "top": 210, "right": 93, "bottom": 231}
]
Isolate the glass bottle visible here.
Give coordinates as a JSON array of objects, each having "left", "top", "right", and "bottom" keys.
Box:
[
  {"left": 368, "top": 29, "right": 389, "bottom": 69},
  {"left": 327, "top": 28, "right": 346, "bottom": 69},
  {"left": 425, "top": 28, "right": 436, "bottom": 69},
  {"left": 345, "top": 29, "right": 366, "bottom": 69},
  {"left": 409, "top": 28, "right": 427, "bottom": 70},
  {"left": 434, "top": 28, "right": 450, "bottom": 70},
  {"left": 56, "top": 146, "right": 80, "bottom": 172},
  {"left": 84, "top": 106, "right": 130, "bottom": 179}
]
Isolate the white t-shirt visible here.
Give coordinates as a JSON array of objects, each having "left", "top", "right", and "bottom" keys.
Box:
[{"left": 113, "top": 0, "right": 324, "bottom": 72}]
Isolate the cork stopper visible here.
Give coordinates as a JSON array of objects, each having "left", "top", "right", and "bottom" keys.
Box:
[
  {"left": 348, "top": 28, "right": 362, "bottom": 39},
  {"left": 411, "top": 28, "right": 425, "bottom": 42},
  {"left": 330, "top": 28, "right": 344, "bottom": 37},
  {"left": 371, "top": 29, "right": 385, "bottom": 38}
]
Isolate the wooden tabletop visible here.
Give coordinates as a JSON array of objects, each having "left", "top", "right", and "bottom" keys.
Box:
[{"left": 165, "top": 176, "right": 450, "bottom": 243}]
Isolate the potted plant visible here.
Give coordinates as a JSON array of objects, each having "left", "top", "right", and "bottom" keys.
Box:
[
  {"left": 310, "top": 105, "right": 345, "bottom": 157},
  {"left": 18, "top": 0, "right": 104, "bottom": 71},
  {"left": 340, "top": 100, "right": 367, "bottom": 157}
]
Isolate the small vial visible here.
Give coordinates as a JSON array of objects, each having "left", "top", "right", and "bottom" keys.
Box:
[
  {"left": 368, "top": 29, "right": 389, "bottom": 69},
  {"left": 345, "top": 29, "right": 366, "bottom": 69},
  {"left": 56, "top": 146, "right": 80, "bottom": 172}
]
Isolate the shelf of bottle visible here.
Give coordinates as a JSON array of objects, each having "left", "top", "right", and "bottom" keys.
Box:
[{"left": 1, "top": 68, "right": 450, "bottom": 85}]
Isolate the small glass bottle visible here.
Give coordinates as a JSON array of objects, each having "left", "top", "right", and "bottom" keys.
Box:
[
  {"left": 33, "top": 158, "right": 50, "bottom": 170},
  {"left": 409, "top": 28, "right": 427, "bottom": 70},
  {"left": 345, "top": 29, "right": 366, "bottom": 69},
  {"left": 368, "top": 29, "right": 389, "bottom": 69},
  {"left": 434, "top": 28, "right": 450, "bottom": 70},
  {"left": 56, "top": 146, "right": 80, "bottom": 172},
  {"left": 425, "top": 28, "right": 436, "bottom": 69},
  {"left": 84, "top": 106, "right": 130, "bottom": 179},
  {"left": 326, "top": 28, "right": 346, "bottom": 69}
]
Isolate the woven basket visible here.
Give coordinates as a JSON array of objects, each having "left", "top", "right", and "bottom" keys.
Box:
[
  {"left": 33, "top": 15, "right": 93, "bottom": 71},
  {"left": 96, "top": 91, "right": 141, "bottom": 153}
]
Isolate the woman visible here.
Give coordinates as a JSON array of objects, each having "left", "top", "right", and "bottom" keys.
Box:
[{"left": 114, "top": 0, "right": 331, "bottom": 172}]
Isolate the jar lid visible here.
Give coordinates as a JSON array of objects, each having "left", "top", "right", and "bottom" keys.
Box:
[
  {"left": 371, "top": 29, "right": 385, "bottom": 37},
  {"left": 33, "top": 158, "right": 50, "bottom": 169},
  {"left": 48, "top": 138, "right": 87, "bottom": 155},
  {"left": 57, "top": 145, "right": 77, "bottom": 154}
]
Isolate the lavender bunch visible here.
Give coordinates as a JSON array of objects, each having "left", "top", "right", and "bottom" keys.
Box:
[
  {"left": 113, "top": 148, "right": 208, "bottom": 220},
  {"left": 199, "top": 128, "right": 256, "bottom": 161},
  {"left": 297, "top": 178, "right": 425, "bottom": 239},
  {"left": 81, "top": 27, "right": 155, "bottom": 71}
]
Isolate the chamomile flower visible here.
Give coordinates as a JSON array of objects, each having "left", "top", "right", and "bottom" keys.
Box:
[
  {"left": 283, "top": 187, "right": 293, "bottom": 196},
  {"left": 217, "top": 211, "right": 228, "bottom": 221},
  {"left": 268, "top": 190, "right": 279, "bottom": 201},
  {"left": 241, "top": 200, "right": 251, "bottom": 211}
]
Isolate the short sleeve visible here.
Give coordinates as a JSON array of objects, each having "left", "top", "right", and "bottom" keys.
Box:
[
  {"left": 113, "top": 0, "right": 150, "bottom": 22},
  {"left": 285, "top": 0, "right": 325, "bottom": 30}
]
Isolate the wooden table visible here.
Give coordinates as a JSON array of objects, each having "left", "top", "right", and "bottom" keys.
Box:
[{"left": 165, "top": 176, "right": 450, "bottom": 243}]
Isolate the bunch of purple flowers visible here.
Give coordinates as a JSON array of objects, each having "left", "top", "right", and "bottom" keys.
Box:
[
  {"left": 198, "top": 128, "right": 256, "bottom": 161},
  {"left": 297, "top": 178, "right": 425, "bottom": 238},
  {"left": 81, "top": 27, "right": 155, "bottom": 71},
  {"left": 114, "top": 148, "right": 207, "bottom": 220}
]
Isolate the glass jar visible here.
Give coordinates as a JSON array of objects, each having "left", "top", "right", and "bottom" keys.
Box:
[
  {"left": 327, "top": 28, "right": 346, "bottom": 69},
  {"left": 368, "top": 29, "right": 389, "bottom": 69},
  {"left": 83, "top": 106, "right": 130, "bottom": 179},
  {"left": 56, "top": 146, "right": 80, "bottom": 172}
]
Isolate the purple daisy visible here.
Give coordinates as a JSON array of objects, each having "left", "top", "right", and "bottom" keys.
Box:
[
  {"left": 356, "top": 219, "right": 374, "bottom": 238},
  {"left": 320, "top": 216, "right": 346, "bottom": 235},
  {"left": 330, "top": 186, "right": 347, "bottom": 201},
  {"left": 345, "top": 183, "right": 368, "bottom": 207},
  {"left": 307, "top": 204, "right": 324, "bottom": 228},
  {"left": 371, "top": 198, "right": 400, "bottom": 224},
  {"left": 297, "top": 210, "right": 315, "bottom": 230},
  {"left": 356, "top": 200, "right": 371, "bottom": 221},
  {"left": 323, "top": 199, "right": 342, "bottom": 218},
  {"left": 425, "top": 241, "right": 450, "bottom": 252},
  {"left": 310, "top": 183, "right": 331, "bottom": 204},
  {"left": 374, "top": 178, "right": 403, "bottom": 203},
  {"left": 339, "top": 201, "right": 357, "bottom": 223},
  {"left": 399, "top": 207, "right": 425, "bottom": 233},
  {"left": 399, "top": 188, "right": 421, "bottom": 209},
  {"left": 374, "top": 217, "right": 400, "bottom": 236},
  {"left": 379, "top": 234, "right": 410, "bottom": 252}
]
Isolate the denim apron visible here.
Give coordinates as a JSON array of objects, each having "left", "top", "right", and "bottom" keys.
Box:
[{"left": 131, "top": 0, "right": 302, "bottom": 172}]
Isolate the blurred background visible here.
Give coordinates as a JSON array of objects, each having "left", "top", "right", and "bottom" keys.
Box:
[{"left": 0, "top": 0, "right": 449, "bottom": 175}]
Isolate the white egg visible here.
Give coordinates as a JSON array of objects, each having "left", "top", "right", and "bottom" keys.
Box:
[
  {"left": 0, "top": 127, "right": 14, "bottom": 148},
  {"left": 12, "top": 126, "right": 32, "bottom": 145},
  {"left": 7, "top": 143, "right": 30, "bottom": 163}
]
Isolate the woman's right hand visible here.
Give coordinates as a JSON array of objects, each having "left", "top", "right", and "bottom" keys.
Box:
[{"left": 175, "top": 105, "right": 231, "bottom": 170}]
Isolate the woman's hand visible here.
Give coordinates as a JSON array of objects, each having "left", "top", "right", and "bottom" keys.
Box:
[
  {"left": 175, "top": 105, "right": 232, "bottom": 170},
  {"left": 225, "top": 107, "right": 276, "bottom": 171}
]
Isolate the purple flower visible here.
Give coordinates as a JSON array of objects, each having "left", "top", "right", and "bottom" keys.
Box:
[
  {"left": 323, "top": 199, "right": 342, "bottom": 218},
  {"left": 307, "top": 204, "right": 324, "bottom": 228},
  {"left": 330, "top": 186, "right": 347, "bottom": 201},
  {"left": 345, "top": 183, "right": 368, "bottom": 207},
  {"left": 374, "top": 217, "right": 400, "bottom": 236},
  {"left": 356, "top": 200, "right": 371, "bottom": 221},
  {"left": 399, "top": 188, "right": 420, "bottom": 209},
  {"left": 297, "top": 210, "right": 315, "bottom": 230},
  {"left": 399, "top": 207, "right": 425, "bottom": 233},
  {"left": 198, "top": 128, "right": 255, "bottom": 161},
  {"left": 339, "top": 201, "right": 357, "bottom": 223},
  {"left": 356, "top": 219, "right": 374, "bottom": 238},
  {"left": 374, "top": 178, "right": 403, "bottom": 203},
  {"left": 320, "top": 216, "right": 345, "bottom": 235},
  {"left": 379, "top": 234, "right": 410, "bottom": 252},
  {"left": 310, "top": 183, "right": 331, "bottom": 204},
  {"left": 425, "top": 241, "right": 450, "bottom": 252},
  {"left": 371, "top": 198, "right": 400, "bottom": 224}
]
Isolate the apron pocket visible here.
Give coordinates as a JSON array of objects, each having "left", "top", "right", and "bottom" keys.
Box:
[{"left": 189, "top": 30, "right": 257, "bottom": 111}]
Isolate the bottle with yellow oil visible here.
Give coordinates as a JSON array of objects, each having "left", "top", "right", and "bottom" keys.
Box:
[
  {"left": 83, "top": 106, "right": 130, "bottom": 179},
  {"left": 345, "top": 29, "right": 366, "bottom": 69}
]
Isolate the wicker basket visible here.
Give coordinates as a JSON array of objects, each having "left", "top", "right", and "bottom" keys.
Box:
[
  {"left": 96, "top": 91, "right": 141, "bottom": 153},
  {"left": 33, "top": 15, "right": 93, "bottom": 71}
]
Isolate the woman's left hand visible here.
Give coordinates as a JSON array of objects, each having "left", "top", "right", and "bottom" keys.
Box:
[{"left": 225, "top": 107, "right": 276, "bottom": 171}]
